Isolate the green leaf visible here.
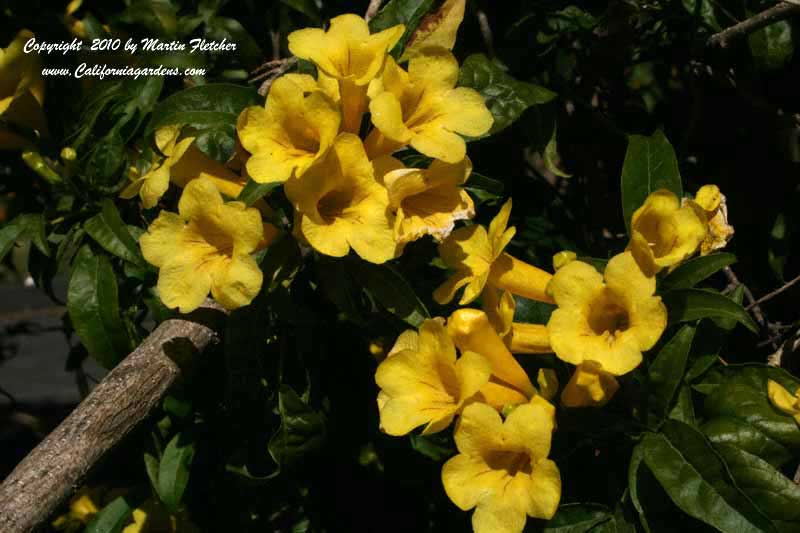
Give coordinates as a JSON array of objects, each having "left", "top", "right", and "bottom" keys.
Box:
[
  {"left": 205, "top": 17, "right": 262, "bottom": 69},
  {"left": 409, "top": 432, "right": 455, "bottom": 462},
  {"left": 714, "top": 444, "right": 800, "bottom": 531},
  {"left": 712, "top": 284, "right": 744, "bottom": 331},
  {"left": 458, "top": 54, "right": 556, "bottom": 135},
  {"left": 352, "top": 261, "right": 430, "bottom": 327},
  {"left": 84, "top": 496, "right": 135, "bottom": 533},
  {"left": 84, "top": 200, "right": 144, "bottom": 266},
  {"left": 268, "top": 385, "right": 327, "bottom": 469},
  {"left": 641, "top": 420, "right": 771, "bottom": 533},
  {"left": 236, "top": 180, "right": 281, "bottom": 207},
  {"left": 157, "top": 432, "right": 195, "bottom": 512},
  {"left": 668, "top": 385, "right": 697, "bottom": 425},
  {"left": 544, "top": 503, "right": 613, "bottom": 532},
  {"left": 67, "top": 246, "right": 133, "bottom": 368},
  {"left": 0, "top": 213, "right": 49, "bottom": 262},
  {"left": 525, "top": 102, "right": 570, "bottom": 177},
  {"left": 701, "top": 364, "right": 800, "bottom": 466},
  {"left": 465, "top": 171, "right": 504, "bottom": 204},
  {"left": 280, "top": 0, "right": 322, "bottom": 22},
  {"left": 620, "top": 130, "right": 683, "bottom": 231},
  {"left": 663, "top": 288, "right": 758, "bottom": 333},
  {"left": 749, "top": 20, "right": 794, "bottom": 71},
  {"left": 145, "top": 84, "right": 260, "bottom": 162},
  {"left": 648, "top": 325, "right": 696, "bottom": 418},
  {"left": 682, "top": 0, "right": 722, "bottom": 32},
  {"left": 370, "top": 0, "right": 435, "bottom": 54},
  {"left": 513, "top": 296, "right": 556, "bottom": 324},
  {"left": 628, "top": 444, "right": 652, "bottom": 533},
  {"left": 660, "top": 253, "right": 737, "bottom": 291}
]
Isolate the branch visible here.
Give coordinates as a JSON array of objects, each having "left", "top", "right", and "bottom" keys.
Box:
[
  {"left": 747, "top": 273, "right": 800, "bottom": 309},
  {"left": 365, "top": 0, "right": 383, "bottom": 23},
  {"left": 0, "top": 300, "right": 227, "bottom": 533},
  {"left": 708, "top": 2, "right": 800, "bottom": 49}
]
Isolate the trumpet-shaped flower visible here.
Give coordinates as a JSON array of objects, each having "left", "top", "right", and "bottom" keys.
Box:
[
  {"left": 365, "top": 49, "right": 493, "bottom": 163},
  {"left": 442, "top": 397, "right": 561, "bottom": 533},
  {"left": 0, "top": 30, "right": 46, "bottom": 149},
  {"left": 434, "top": 199, "right": 553, "bottom": 305},
  {"left": 376, "top": 319, "right": 492, "bottom": 436},
  {"left": 140, "top": 178, "right": 264, "bottom": 313},
  {"left": 237, "top": 74, "right": 340, "bottom": 184},
  {"left": 693, "top": 184, "right": 734, "bottom": 256},
  {"left": 483, "top": 287, "right": 553, "bottom": 354},
  {"left": 379, "top": 156, "right": 475, "bottom": 244},
  {"left": 560, "top": 361, "right": 619, "bottom": 407},
  {"left": 448, "top": 309, "right": 536, "bottom": 398},
  {"left": 628, "top": 189, "right": 707, "bottom": 275},
  {"left": 52, "top": 488, "right": 100, "bottom": 530},
  {"left": 547, "top": 251, "right": 667, "bottom": 375},
  {"left": 288, "top": 14, "right": 404, "bottom": 132},
  {"left": 285, "top": 134, "right": 396, "bottom": 263},
  {"left": 767, "top": 379, "right": 800, "bottom": 425}
]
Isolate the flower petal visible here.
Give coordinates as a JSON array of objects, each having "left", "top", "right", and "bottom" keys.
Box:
[
  {"left": 504, "top": 396, "right": 555, "bottom": 459},
  {"left": 456, "top": 350, "right": 492, "bottom": 404},
  {"left": 157, "top": 257, "right": 212, "bottom": 314},
  {"left": 439, "top": 87, "right": 494, "bottom": 137},
  {"left": 210, "top": 254, "right": 263, "bottom": 310},
  {"left": 548, "top": 260, "right": 604, "bottom": 310},
  {"left": 178, "top": 177, "right": 223, "bottom": 219},
  {"left": 527, "top": 458, "right": 561, "bottom": 519},
  {"left": 410, "top": 125, "right": 466, "bottom": 164},
  {"left": 139, "top": 211, "right": 185, "bottom": 267}
]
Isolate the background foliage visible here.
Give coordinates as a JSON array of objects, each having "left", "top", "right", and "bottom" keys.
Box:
[{"left": 2, "top": 0, "right": 800, "bottom": 531}]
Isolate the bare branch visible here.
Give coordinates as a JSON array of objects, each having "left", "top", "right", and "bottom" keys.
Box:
[
  {"left": 365, "top": 0, "right": 383, "bottom": 23},
  {"left": 747, "top": 273, "right": 800, "bottom": 309},
  {"left": 708, "top": 2, "right": 800, "bottom": 49},
  {"left": 0, "top": 300, "right": 227, "bottom": 533}
]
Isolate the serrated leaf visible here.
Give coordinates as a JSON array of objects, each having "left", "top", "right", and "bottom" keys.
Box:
[
  {"left": 352, "top": 261, "right": 429, "bottom": 327},
  {"left": 649, "top": 325, "right": 696, "bottom": 418},
  {"left": 268, "top": 385, "right": 327, "bottom": 468},
  {"left": 67, "top": 246, "right": 133, "bottom": 368},
  {"left": 84, "top": 496, "right": 134, "bottom": 533},
  {"left": 84, "top": 200, "right": 144, "bottom": 265},
  {"left": 660, "top": 253, "right": 737, "bottom": 291},
  {"left": 145, "top": 84, "right": 260, "bottom": 162},
  {"left": 157, "top": 432, "right": 195, "bottom": 512},
  {"left": 0, "top": 213, "right": 49, "bottom": 261},
  {"left": 663, "top": 288, "right": 758, "bottom": 333},
  {"left": 641, "top": 420, "right": 771, "bottom": 532},
  {"left": 620, "top": 130, "right": 683, "bottom": 231},
  {"left": 714, "top": 443, "right": 800, "bottom": 531},
  {"left": 458, "top": 54, "right": 556, "bottom": 135}
]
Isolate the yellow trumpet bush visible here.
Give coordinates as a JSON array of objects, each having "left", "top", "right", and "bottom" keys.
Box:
[
  {"left": 288, "top": 14, "right": 404, "bottom": 133},
  {"left": 375, "top": 318, "right": 491, "bottom": 436},
  {"left": 767, "top": 379, "right": 800, "bottom": 425},
  {"left": 237, "top": 74, "right": 340, "bottom": 185},
  {"left": 365, "top": 48, "right": 493, "bottom": 163},
  {"left": 547, "top": 251, "right": 667, "bottom": 375},
  {"left": 560, "top": 361, "right": 620, "bottom": 408},
  {"left": 434, "top": 199, "right": 554, "bottom": 305},
  {"left": 482, "top": 287, "right": 552, "bottom": 354},
  {"left": 627, "top": 189, "right": 707, "bottom": 275},
  {"left": 442, "top": 397, "right": 561, "bottom": 533},
  {"left": 285, "top": 133, "right": 396, "bottom": 264},
  {"left": 140, "top": 178, "right": 266, "bottom": 313},
  {"left": 378, "top": 156, "right": 475, "bottom": 245}
]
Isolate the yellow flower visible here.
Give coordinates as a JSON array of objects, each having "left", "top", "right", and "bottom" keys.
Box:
[
  {"left": 365, "top": 48, "right": 493, "bottom": 163},
  {"left": 693, "top": 184, "right": 734, "bottom": 256},
  {"left": 482, "top": 286, "right": 552, "bottom": 354},
  {"left": 560, "top": 361, "right": 619, "bottom": 407},
  {"left": 434, "top": 199, "right": 554, "bottom": 305},
  {"left": 767, "top": 379, "right": 800, "bottom": 425},
  {"left": 377, "top": 155, "right": 475, "bottom": 244},
  {"left": 448, "top": 309, "right": 536, "bottom": 398},
  {"left": 441, "top": 397, "right": 561, "bottom": 533},
  {"left": 288, "top": 14, "right": 404, "bottom": 133},
  {"left": 628, "top": 189, "right": 707, "bottom": 275},
  {"left": 122, "top": 497, "right": 199, "bottom": 533},
  {"left": 401, "top": 0, "right": 465, "bottom": 61},
  {"left": 140, "top": 178, "right": 264, "bottom": 313},
  {"left": 237, "top": 74, "right": 340, "bottom": 184},
  {"left": 52, "top": 488, "right": 99, "bottom": 530},
  {"left": 285, "top": 133, "right": 396, "bottom": 264},
  {"left": 547, "top": 251, "right": 667, "bottom": 375},
  {"left": 376, "top": 318, "right": 492, "bottom": 436},
  {"left": 0, "top": 30, "right": 47, "bottom": 150}
]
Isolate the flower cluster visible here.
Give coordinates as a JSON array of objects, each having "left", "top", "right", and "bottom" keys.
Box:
[
  {"left": 130, "top": 13, "right": 492, "bottom": 313},
  {"left": 375, "top": 184, "right": 732, "bottom": 532}
]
